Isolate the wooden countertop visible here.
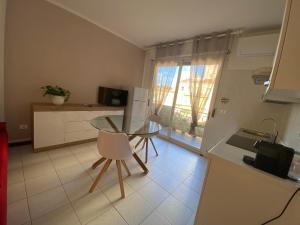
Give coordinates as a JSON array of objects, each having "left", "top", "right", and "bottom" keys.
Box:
[{"left": 32, "top": 103, "right": 125, "bottom": 112}]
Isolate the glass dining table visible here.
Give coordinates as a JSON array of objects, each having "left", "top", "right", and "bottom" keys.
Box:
[{"left": 90, "top": 115, "right": 162, "bottom": 174}]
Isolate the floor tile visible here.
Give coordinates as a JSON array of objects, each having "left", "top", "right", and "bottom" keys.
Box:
[
  {"left": 8, "top": 154, "right": 22, "bottom": 170},
  {"left": 23, "top": 161, "right": 55, "bottom": 180},
  {"left": 187, "top": 213, "right": 197, "bottom": 225},
  {"left": 47, "top": 147, "right": 72, "bottom": 160},
  {"left": 22, "top": 152, "right": 50, "bottom": 167},
  {"left": 172, "top": 184, "right": 200, "bottom": 211},
  {"left": 102, "top": 181, "right": 135, "bottom": 203},
  {"left": 138, "top": 181, "right": 169, "bottom": 208},
  {"left": 69, "top": 144, "right": 91, "bottom": 154},
  {"left": 52, "top": 155, "right": 81, "bottom": 170},
  {"left": 92, "top": 167, "right": 120, "bottom": 189},
  {"left": 32, "top": 204, "right": 80, "bottom": 225},
  {"left": 124, "top": 172, "right": 151, "bottom": 191},
  {"left": 157, "top": 196, "right": 193, "bottom": 225},
  {"left": 7, "top": 199, "right": 30, "bottom": 225},
  {"left": 141, "top": 211, "right": 171, "bottom": 225},
  {"left": 8, "top": 168, "right": 24, "bottom": 185},
  {"left": 7, "top": 138, "right": 207, "bottom": 225},
  {"left": 63, "top": 176, "right": 93, "bottom": 201},
  {"left": 74, "top": 150, "right": 99, "bottom": 164},
  {"left": 28, "top": 187, "right": 69, "bottom": 219},
  {"left": 72, "top": 190, "right": 112, "bottom": 225},
  {"left": 114, "top": 192, "right": 154, "bottom": 225},
  {"left": 86, "top": 208, "right": 127, "bottom": 225},
  {"left": 57, "top": 164, "right": 89, "bottom": 184},
  {"left": 8, "top": 181, "right": 27, "bottom": 204},
  {"left": 183, "top": 174, "right": 205, "bottom": 194},
  {"left": 25, "top": 171, "right": 61, "bottom": 197},
  {"left": 150, "top": 170, "right": 182, "bottom": 193}
]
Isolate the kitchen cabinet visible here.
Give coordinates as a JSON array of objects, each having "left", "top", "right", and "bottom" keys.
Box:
[
  {"left": 32, "top": 104, "right": 124, "bottom": 151},
  {"left": 264, "top": 0, "right": 300, "bottom": 103},
  {"left": 194, "top": 137, "right": 300, "bottom": 225}
]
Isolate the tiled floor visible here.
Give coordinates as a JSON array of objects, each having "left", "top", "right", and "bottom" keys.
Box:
[{"left": 7, "top": 137, "right": 207, "bottom": 225}]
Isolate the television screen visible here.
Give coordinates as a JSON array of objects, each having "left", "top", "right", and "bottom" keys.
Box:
[{"left": 98, "top": 87, "right": 128, "bottom": 106}]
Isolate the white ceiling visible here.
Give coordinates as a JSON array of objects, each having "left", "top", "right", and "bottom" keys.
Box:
[{"left": 46, "top": 0, "right": 286, "bottom": 48}]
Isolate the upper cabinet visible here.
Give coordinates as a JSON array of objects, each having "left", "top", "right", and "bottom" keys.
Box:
[{"left": 264, "top": 0, "right": 300, "bottom": 103}]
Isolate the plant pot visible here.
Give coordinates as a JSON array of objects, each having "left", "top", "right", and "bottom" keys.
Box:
[{"left": 51, "top": 96, "right": 65, "bottom": 105}]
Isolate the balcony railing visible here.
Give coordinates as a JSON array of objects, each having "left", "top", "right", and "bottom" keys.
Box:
[{"left": 159, "top": 105, "right": 207, "bottom": 137}]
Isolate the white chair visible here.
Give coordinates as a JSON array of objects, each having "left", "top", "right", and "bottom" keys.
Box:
[{"left": 89, "top": 131, "right": 132, "bottom": 198}]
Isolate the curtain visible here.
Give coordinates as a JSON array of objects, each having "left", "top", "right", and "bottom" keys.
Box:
[
  {"left": 152, "top": 60, "right": 178, "bottom": 115},
  {"left": 189, "top": 31, "right": 231, "bottom": 135},
  {"left": 152, "top": 42, "right": 183, "bottom": 115}
]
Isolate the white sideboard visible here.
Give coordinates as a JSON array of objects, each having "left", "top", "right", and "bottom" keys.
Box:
[{"left": 32, "top": 104, "right": 124, "bottom": 151}]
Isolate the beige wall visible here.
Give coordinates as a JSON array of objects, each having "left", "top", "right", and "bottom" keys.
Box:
[
  {"left": 0, "top": 0, "right": 6, "bottom": 122},
  {"left": 5, "top": 0, "right": 145, "bottom": 141}
]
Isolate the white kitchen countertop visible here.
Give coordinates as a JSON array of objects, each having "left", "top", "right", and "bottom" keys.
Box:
[{"left": 206, "top": 133, "right": 300, "bottom": 190}]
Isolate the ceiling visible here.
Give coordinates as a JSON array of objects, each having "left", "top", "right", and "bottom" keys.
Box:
[{"left": 46, "top": 0, "right": 286, "bottom": 48}]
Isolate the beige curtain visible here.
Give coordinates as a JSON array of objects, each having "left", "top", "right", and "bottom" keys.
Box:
[
  {"left": 189, "top": 31, "right": 231, "bottom": 135},
  {"left": 152, "top": 42, "right": 183, "bottom": 115},
  {"left": 152, "top": 60, "right": 178, "bottom": 115}
]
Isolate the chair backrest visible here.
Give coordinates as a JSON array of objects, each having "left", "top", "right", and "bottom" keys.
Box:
[{"left": 97, "top": 130, "right": 132, "bottom": 160}]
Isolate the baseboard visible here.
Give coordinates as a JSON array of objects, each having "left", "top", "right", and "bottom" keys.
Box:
[{"left": 8, "top": 138, "right": 32, "bottom": 147}]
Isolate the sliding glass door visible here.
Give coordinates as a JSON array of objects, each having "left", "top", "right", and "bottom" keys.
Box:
[{"left": 155, "top": 62, "right": 215, "bottom": 149}]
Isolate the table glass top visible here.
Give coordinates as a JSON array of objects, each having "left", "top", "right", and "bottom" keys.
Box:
[{"left": 90, "top": 115, "right": 161, "bottom": 135}]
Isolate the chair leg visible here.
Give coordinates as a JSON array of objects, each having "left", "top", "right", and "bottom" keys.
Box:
[
  {"left": 116, "top": 160, "right": 125, "bottom": 198},
  {"left": 121, "top": 160, "right": 131, "bottom": 176},
  {"left": 132, "top": 153, "right": 148, "bottom": 174},
  {"left": 91, "top": 157, "right": 106, "bottom": 169},
  {"left": 89, "top": 159, "right": 112, "bottom": 193},
  {"left": 149, "top": 138, "right": 158, "bottom": 156},
  {"left": 135, "top": 137, "right": 144, "bottom": 148},
  {"left": 145, "top": 138, "right": 149, "bottom": 163}
]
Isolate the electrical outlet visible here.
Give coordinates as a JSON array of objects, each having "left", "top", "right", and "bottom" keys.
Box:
[{"left": 19, "top": 124, "right": 28, "bottom": 130}]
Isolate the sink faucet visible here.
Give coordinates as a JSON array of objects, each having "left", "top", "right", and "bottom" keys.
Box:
[{"left": 260, "top": 118, "right": 278, "bottom": 143}]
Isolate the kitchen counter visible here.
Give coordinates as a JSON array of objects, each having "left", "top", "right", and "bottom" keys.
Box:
[
  {"left": 194, "top": 131, "right": 300, "bottom": 225},
  {"left": 206, "top": 134, "right": 300, "bottom": 189}
]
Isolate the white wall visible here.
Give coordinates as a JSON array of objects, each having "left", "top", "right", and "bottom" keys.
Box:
[
  {"left": 0, "top": 0, "right": 6, "bottom": 121},
  {"left": 201, "top": 32, "right": 292, "bottom": 151}
]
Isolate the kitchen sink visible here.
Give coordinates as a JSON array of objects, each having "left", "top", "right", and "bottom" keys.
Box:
[{"left": 226, "top": 129, "right": 275, "bottom": 153}]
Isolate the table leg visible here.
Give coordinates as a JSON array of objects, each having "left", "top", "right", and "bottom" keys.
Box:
[
  {"left": 149, "top": 138, "right": 159, "bottom": 156},
  {"left": 135, "top": 137, "right": 144, "bottom": 148},
  {"left": 145, "top": 138, "right": 149, "bottom": 163},
  {"left": 91, "top": 157, "right": 106, "bottom": 169},
  {"left": 132, "top": 153, "right": 148, "bottom": 174}
]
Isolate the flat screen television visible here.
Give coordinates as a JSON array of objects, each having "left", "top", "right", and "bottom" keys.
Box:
[{"left": 98, "top": 86, "right": 128, "bottom": 107}]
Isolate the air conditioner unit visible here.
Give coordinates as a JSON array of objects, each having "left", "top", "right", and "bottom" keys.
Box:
[{"left": 237, "top": 33, "right": 279, "bottom": 57}]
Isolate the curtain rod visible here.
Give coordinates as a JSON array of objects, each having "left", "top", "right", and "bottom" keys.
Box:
[{"left": 145, "top": 29, "right": 243, "bottom": 50}]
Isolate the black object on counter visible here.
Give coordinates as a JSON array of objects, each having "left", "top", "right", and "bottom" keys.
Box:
[
  {"left": 243, "top": 155, "right": 255, "bottom": 166},
  {"left": 253, "top": 141, "right": 294, "bottom": 179}
]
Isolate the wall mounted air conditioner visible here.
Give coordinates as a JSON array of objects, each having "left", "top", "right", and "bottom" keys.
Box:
[{"left": 237, "top": 33, "right": 279, "bottom": 57}]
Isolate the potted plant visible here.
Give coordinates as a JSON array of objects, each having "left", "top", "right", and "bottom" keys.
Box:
[{"left": 41, "top": 85, "right": 71, "bottom": 105}]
